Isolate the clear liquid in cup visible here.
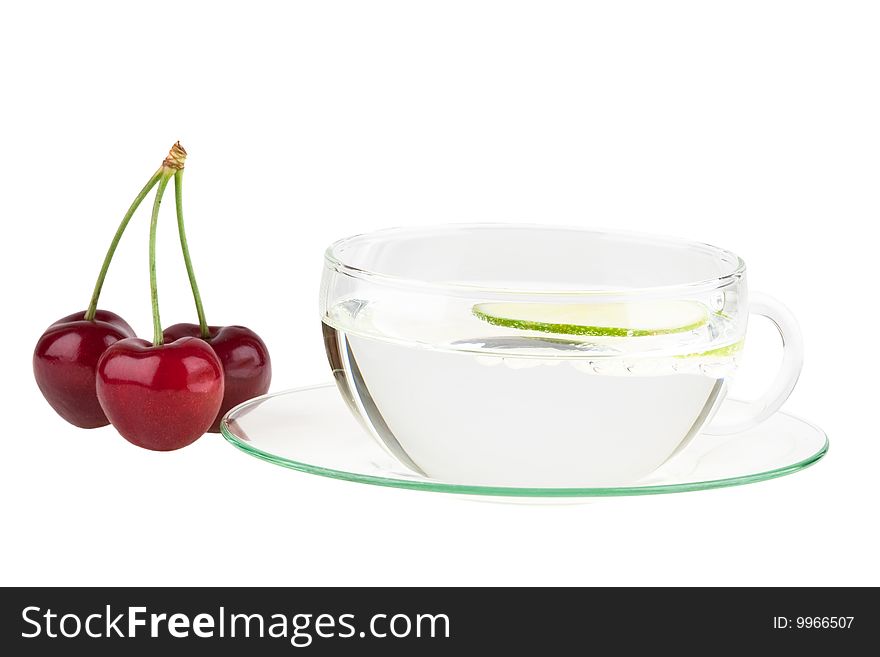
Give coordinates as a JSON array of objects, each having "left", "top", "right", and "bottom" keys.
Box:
[{"left": 323, "top": 297, "right": 741, "bottom": 487}]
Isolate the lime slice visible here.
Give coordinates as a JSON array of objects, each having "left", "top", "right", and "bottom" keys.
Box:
[
  {"left": 675, "top": 339, "right": 744, "bottom": 359},
  {"left": 472, "top": 300, "right": 709, "bottom": 337}
]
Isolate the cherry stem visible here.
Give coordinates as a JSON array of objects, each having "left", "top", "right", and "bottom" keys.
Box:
[
  {"left": 149, "top": 173, "right": 172, "bottom": 346},
  {"left": 85, "top": 170, "right": 162, "bottom": 321},
  {"left": 173, "top": 170, "right": 210, "bottom": 339}
]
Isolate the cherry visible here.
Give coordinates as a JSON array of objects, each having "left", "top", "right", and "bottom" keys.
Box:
[
  {"left": 36, "top": 142, "right": 261, "bottom": 450},
  {"left": 161, "top": 142, "right": 271, "bottom": 432},
  {"left": 96, "top": 336, "right": 224, "bottom": 450},
  {"left": 54, "top": 310, "right": 135, "bottom": 337},
  {"left": 163, "top": 323, "right": 271, "bottom": 432},
  {"left": 33, "top": 150, "right": 165, "bottom": 429},
  {"left": 33, "top": 310, "right": 136, "bottom": 428},
  {"left": 95, "top": 144, "right": 226, "bottom": 450}
]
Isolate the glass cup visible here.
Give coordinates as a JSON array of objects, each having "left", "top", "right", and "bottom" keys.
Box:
[{"left": 320, "top": 224, "right": 803, "bottom": 487}]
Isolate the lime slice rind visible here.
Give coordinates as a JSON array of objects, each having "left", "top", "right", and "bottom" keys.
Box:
[
  {"left": 675, "top": 339, "right": 745, "bottom": 360},
  {"left": 472, "top": 301, "right": 709, "bottom": 338}
]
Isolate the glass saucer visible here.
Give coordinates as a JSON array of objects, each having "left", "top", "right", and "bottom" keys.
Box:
[{"left": 220, "top": 384, "right": 828, "bottom": 498}]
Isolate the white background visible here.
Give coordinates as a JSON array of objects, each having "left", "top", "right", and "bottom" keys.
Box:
[{"left": 1, "top": 1, "right": 877, "bottom": 586}]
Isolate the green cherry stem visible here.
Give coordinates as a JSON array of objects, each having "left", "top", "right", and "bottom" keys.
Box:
[
  {"left": 174, "top": 169, "right": 210, "bottom": 339},
  {"left": 84, "top": 170, "right": 163, "bottom": 321},
  {"left": 149, "top": 173, "right": 172, "bottom": 346}
]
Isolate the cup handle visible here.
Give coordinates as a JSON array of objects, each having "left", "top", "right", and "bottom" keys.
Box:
[{"left": 702, "top": 292, "right": 804, "bottom": 435}]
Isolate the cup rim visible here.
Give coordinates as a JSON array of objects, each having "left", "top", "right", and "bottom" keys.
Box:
[{"left": 324, "top": 223, "right": 746, "bottom": 297}]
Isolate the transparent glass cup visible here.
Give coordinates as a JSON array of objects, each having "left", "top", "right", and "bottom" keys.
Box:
[{"left": 320, "top": 225, "right": 803, "bottom": 487}]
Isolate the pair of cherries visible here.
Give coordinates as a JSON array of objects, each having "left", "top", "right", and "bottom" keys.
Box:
[{"left": 33, "top": 143, "right": 270, "bottom": 450}]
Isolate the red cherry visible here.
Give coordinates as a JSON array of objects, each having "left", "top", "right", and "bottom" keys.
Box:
[
  {"left": 52, "top": 310, "right": 135, "bottom": 336},
  {"left": 33, "top": 310, "right": 136, "bottom": 428},
  {"left": 96, "top": 336, "right": 224, "bottom": 451},
  {"left": 163, "top": 323, "right": 271, "bottom": 432}
]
